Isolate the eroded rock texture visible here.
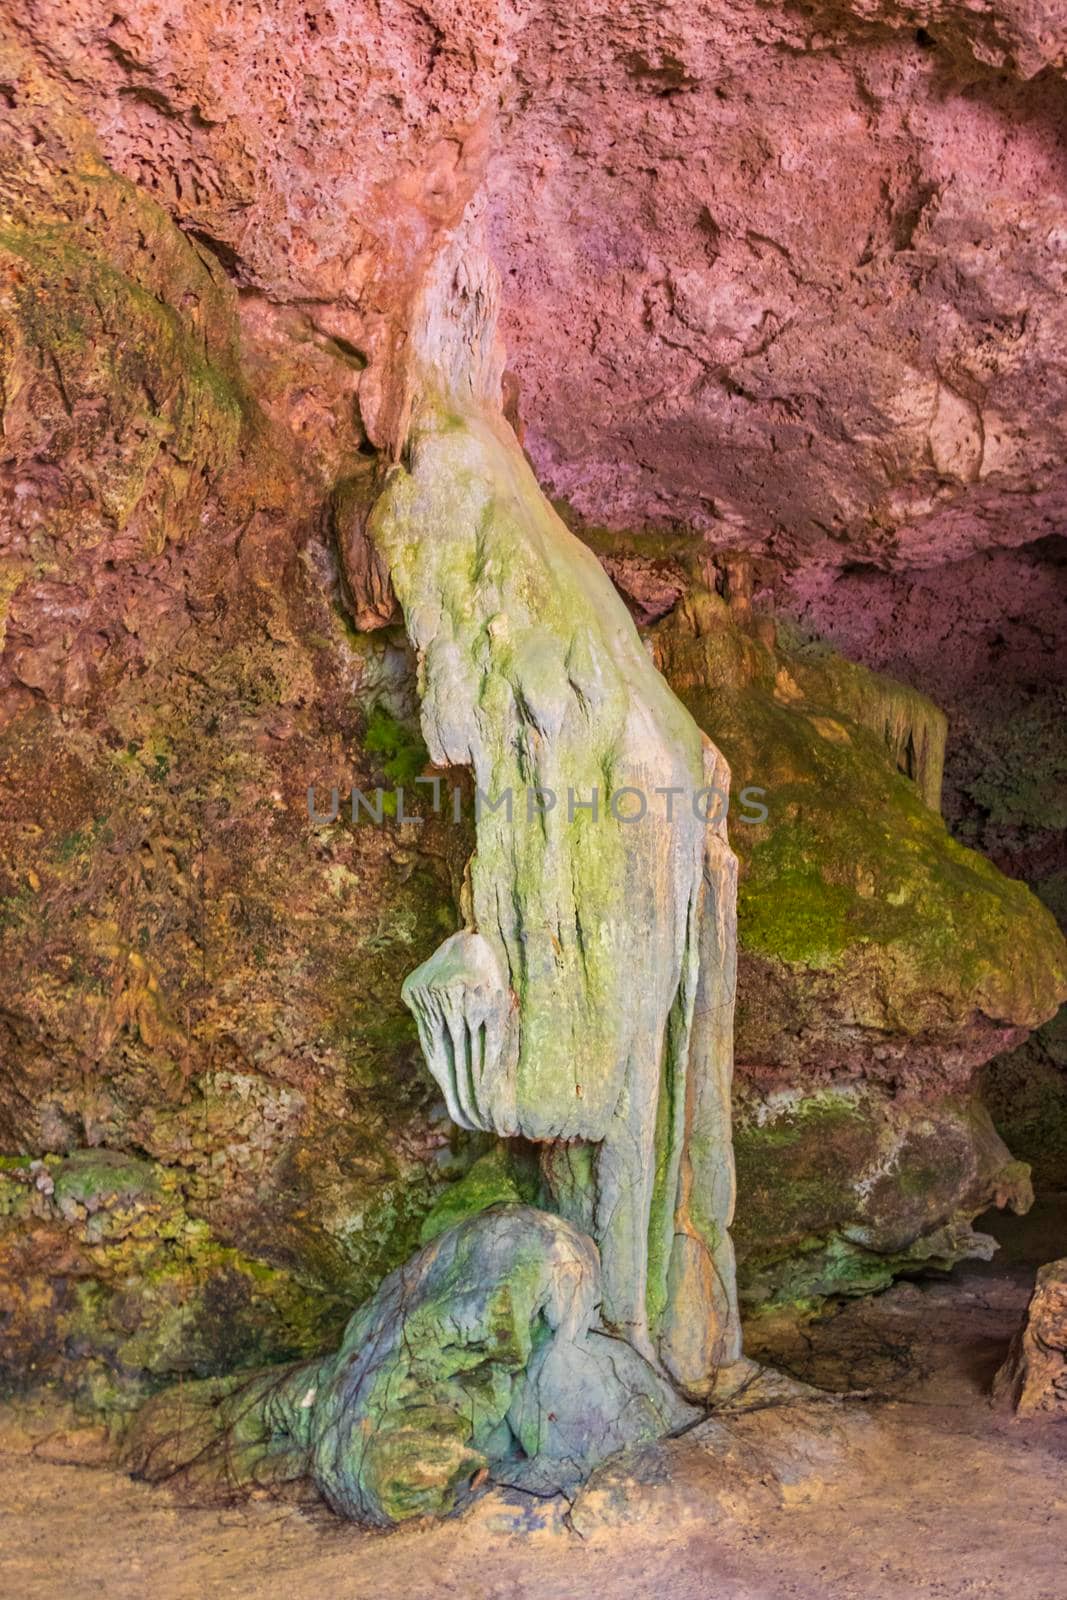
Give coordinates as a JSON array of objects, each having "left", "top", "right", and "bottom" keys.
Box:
[
  {"left": 782, "top": 540, "right": 1067, "bottom": 1193},
  {"left": 9, "top": 3, "right": 1067, "bottom": 568},
  {"left": 0, "top": 53, "right": 470, "bottom": 1408},
  {"left": 646, "top": 580, "right": 1063, "bottom": 1300},
  {"left": 994, "top": 1257, "right": 1067, "bottom": 1417},
  {"left": 125, "top": 1206, "right": 696, "bottom": 1523},
  {"left": 490, "top": 3, "right": 1067, "bottom": 570},
  {"left": 2, "top": 0, "right": 1066, "bottom": 1436}
]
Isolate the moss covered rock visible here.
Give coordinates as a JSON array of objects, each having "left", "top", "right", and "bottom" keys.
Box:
[
  {"left": 732, "top": 1086, "right": 1031, "bottom": 1306},
  {"left": 418, "top": 1143, "right": 541, "bottom": 1244},
  {"left": 125, "top": 1206, "right": 696, "bottom": 1524},
  {"left": 653, "top": 591, "right": 1067, "bottom": 1092},
  {"left": 644, "top": 588, "right": 1066, "bottom": 1303},
  {"left": 0, "top": 78, "right": 466, "bottom": 1408},
  {"left": 0, "top": 1150, "right": 341, "bottom": 1412}
]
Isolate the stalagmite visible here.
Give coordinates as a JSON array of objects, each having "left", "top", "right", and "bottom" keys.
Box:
[{"left": 377, "top": 218, "right": 743, "bottom": 1394}]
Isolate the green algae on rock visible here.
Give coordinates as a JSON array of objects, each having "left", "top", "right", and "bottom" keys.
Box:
[
  {"left": 417, "top": 1143, "right": 541, "bottom": 1244},
  {"left": 732, "top": 1088, "right": 1032, "bottom": 1306},
  {"left": 648, "top": 588, "right": 1066, "bottom": 1304},
  {"left": 0, "top": 1150, "right": 341, "bottom": 1413},
  {"left": 371, "top": 228, "right": 743, "bottom": 1394},
  {"left": 0, "top": 80, "right": 464, "bottom": 1408},
  {"left": 126, "top": 1206, "right": 697, "bottom": 1523},
  {"left": 653, "top": 591, "right": 1067, "bottom": 1089}
]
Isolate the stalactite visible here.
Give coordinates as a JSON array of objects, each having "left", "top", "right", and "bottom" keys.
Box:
[{"left": 373, "top": 219, "right": 743, "bottom": 1392}]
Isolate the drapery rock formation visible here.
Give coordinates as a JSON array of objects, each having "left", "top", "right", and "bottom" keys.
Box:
[
  {"left": 130, "top": 216, "right": 749, "bottom": 1515},
  {"left": 374, "top": 231, "right": 741, "bottom": 1391}
]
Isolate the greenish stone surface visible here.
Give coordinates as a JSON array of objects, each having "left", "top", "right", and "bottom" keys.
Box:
[
  {"left": 126, "top": 1206, "right": 697, "bottom": 1524},
  {"left": 0, "top": 1151, "right": 341, "bottom": 1413},
  {"left": 418, "top": 1144, "right": 540, "bottom": 1244},
  {"left": 653, "top": 591, "right": 1067, "bottom": 1076},
  {"left": 732, "top": 1087, "right": 1033, "bottom": 1306},
  {"left": 650, "top": 591, "right": 1065, "bottom": 1305},
  {"left": 370, "top": 233, "right": 743, "bottom": 1394}
]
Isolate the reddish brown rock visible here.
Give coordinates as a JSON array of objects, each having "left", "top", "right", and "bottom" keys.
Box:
[
  {"left": 2, "top": 8, "right": 517, "bottom": 453},
  {"left": 3, "top": 0, "right": 1066, "bottom": 1397},
  {"left": 0, "top": 77, "right": 471, "bottom": 1403},
  {"left": 994, "top": 1259, "right": 1067, "bottom": 1416},
  {"left": 330, "top": 474, "right": 402, "bottom": 632},
  {"left": 598, "top": 551, "right": 687, "bottom": 624},
  {"left": 489, "top": 3, "right": 1067, "bottom": 570},
  {"left": 7, "top": 3, "right": 1067, "bottom": 571}
]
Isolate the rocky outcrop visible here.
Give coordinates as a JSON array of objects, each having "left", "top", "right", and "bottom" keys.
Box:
[
  {"left": 125, "top": 1206, "right": 696, "bottom": 1523},
  {"left": 0, "top": 1150, "right": 337, "bottom": 1411},
  {"left": 994, "top": 1258, "right": 1067, "bottom": 1417},
  {"left": 733, "top": 1089, "right": 1032, "bottom": 1304},
  {"left": 780, "top": 532, "right": 1067, "bottom": 1191},
  {"left": 782, "top": 540, "right": 1067, "bottom": 902},
  {"left": 0, "top": 71, "right": 469, "bottom": 1406},
  {"left": 651, "top": 591, "right": 1067, "bottom": 1092},
  {"left": 7, "top": 5, "right": 1067, "bottom": 572},
  {"left": 490, "top": 4, "right": 1067, "bottom": 572},
  {"left": 647, "top": 586, "right": 1066, "bottom": 1300}
]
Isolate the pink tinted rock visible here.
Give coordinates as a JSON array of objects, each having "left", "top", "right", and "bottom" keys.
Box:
[
  {"left": 9, "top": 1, "right": 1067, "bottom": 570},
  {"left": 487, "top": 4, "right": 1067, "bottom": 569}
]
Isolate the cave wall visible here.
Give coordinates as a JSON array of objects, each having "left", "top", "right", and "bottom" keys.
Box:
[
  {"left": 0, "top": 74, "right": 472, "bottom": 1406},
  {"left": 2, "top": 3, "right": 1066, "bottom": 1411},
  {"left": 488, "top": 2, "right": 1067, "bottom": 569},
  {"left": 782, "top": 534, "right": 1067, "bottom": 1194}
]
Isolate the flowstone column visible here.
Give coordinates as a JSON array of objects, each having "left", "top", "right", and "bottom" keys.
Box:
[{"left": 376, "top": 222, "right": 743, "bottom": 1395}]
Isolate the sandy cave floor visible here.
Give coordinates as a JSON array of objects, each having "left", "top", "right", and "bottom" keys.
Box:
[{"left": 1, "top": 1199, "right": 1065, "bottom": 1600}]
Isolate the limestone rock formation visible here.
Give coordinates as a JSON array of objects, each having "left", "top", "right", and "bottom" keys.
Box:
[
  {"left": 490, "top": 3, "right": 1067, "bottom": 572},
  {"left": 0, "top": 1150, "right": 338, "bottom": 1410},
  {"left": 733, "top": 1089, "right": 1032, "bottom": 1304},
  {"left": 782, "top": 542, "right": 1067, "bottom": 1190},
  {"left": 993, "top": 1258, "right": 1067, "bottom": 1417},
  {"left": 310, "top": 1206, "right": 696, "bottom": 1518},
  {"left": 10, "top": 4, "right": 1067, "bottom": 573},
  {"left": 373, "top": 230, "right": 742, "bottom": 1393},
  {"left": 647, "top": 585, "right": 1065, "bottom": 1299},
  {"left": 0, "top": 63, "right": 470, "bottom": 1406},
  {"left": 126, "top": 1206, "right": 696, "bottom": 1523},
  {"left": 651, "top": 590, "right": 1067, "bottom": 1091}
]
